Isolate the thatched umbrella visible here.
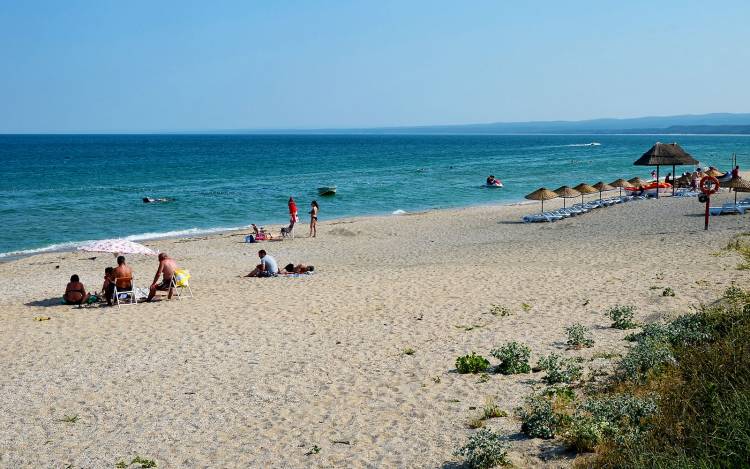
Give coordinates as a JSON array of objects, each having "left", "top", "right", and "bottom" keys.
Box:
[
  {"left": 723, "top": 176, "right": 750, "bottom": 204},
  {"left": 634, "top": 142, "right": 699, "bottom": 197},
  {"left": 554, "top": 186, "right": 581, "bottom": 208},
  {"left": 609, "top": 178, "right": 634, "bottom": 197},
  {"left": 628, "top": 177, "right": 646, "bottom": 187},
  {"left": 705, "top": 168, "right": 724, "bottom": 177},
  {"left": 525, "top": 187, "right": 558, "bottom": 213},
  {"left": 593, "top": 181, "right": 615, "bottom": 201},
  {"left": 573, "top": 183, "right": 598, "bottom": 205}
]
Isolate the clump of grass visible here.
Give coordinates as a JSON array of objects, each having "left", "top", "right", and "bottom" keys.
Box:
[
  {"left": 566, "top": 323, "right": 594, "bottom": 349},
  {"left": 607, "top": 305, "right": 638, "bottom": 329},
  {"left": 402, "top": 347, "right": 415, "bottom": 356},
  {"left": 490, "top": 341, "right": 532, "bottom": 375},
  {"left": 489, "top": 304, "right": 512, "bottom": 316},
  {"left": 482, "top": 398, "right": 507, "bottom": 419},
  {"left": 455, "top": 352, "right": 491, "bottom": 374},
  {"left": 537, "top": 353, "right": 583, "bottom": 384},
  {"left": 521, "top": 303, "right": 532, "bottom": 312},
  {"left": 453, "top": 428, "right": 510, "bottom": 468},
  {"left": 477, "top": 373, "right": 490, "bottom": 383},
  {"left": 467, "top": 417, "right": 485, "bottom": 429},
  {"left": 59, "top": 415, "right": 79, "bottom": 424},
  {"left": 661, "top": 287, "right": 675, "bottom": 297}
]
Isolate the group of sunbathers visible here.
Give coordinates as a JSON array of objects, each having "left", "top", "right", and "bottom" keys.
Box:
[
  {"left": 63, "top": 252, "right": 181, "bottom": 306},
  {"left": 244, "top": 249, "right": 314, "bottom": 278}
]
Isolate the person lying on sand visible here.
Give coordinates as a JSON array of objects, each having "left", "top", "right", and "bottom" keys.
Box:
[
  {"left": 245, "top": 249, "right": 279, "bottom": 277},
  {"left": 64, "top": 274, "right": 90, "bottom": 305},
  {"left": 282, "top": 263, "right": 315, "bottom": 274},
  {"left": 106, "top": 255, "right": 133, "bottom": 306},
  {"left": 147, "top": 252, "right": 178, "bottom": 301}
]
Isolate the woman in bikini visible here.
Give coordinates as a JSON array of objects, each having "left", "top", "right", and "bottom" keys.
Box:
[
  {"left": 64, "top": 274, "right": 90, "bottom": 305},
  {"left": 309, "top": 200, "right": 319, "bottom": 238}
]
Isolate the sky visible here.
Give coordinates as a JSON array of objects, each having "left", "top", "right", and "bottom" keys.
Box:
[{"left": 1, "top": 0, "right": 749, "bottom": 132}]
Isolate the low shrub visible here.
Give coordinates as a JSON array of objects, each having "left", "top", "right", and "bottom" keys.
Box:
[
  {"left": 566, "top": 323, "right": 594, "bottom": 349},
  {"left": 456, "top": 352, "right": 491, "bottom": 374},
  {"left": 482, "top": 399, "right": 507, "bottom": 419},
  {"left": 491, "top": 341, "right": 532, "bottom": 374},
  {"left": 607, "top": 305, "right": 638, "bottom": 329},
  {"left": 453, "top": 428, "right": 510, "bottom": 468},
  {"left": 537, "top": 353, "right": 583, "bottom": 384},
  {"left": 517, "top": 393, "right": 559, "bottom": 439},
  {"left": 661, "top": 287, "right": 675, "bottom": 297},
  {"left": 617, "top": 338, "right": 675, "bottom": 383},
  {"left": 489, "top": 304, "right": 512, "bottom": 316}
]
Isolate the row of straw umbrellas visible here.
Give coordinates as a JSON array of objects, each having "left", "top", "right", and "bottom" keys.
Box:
[{"left": 527, "top": 173, "right": 750, "bottom": 212}]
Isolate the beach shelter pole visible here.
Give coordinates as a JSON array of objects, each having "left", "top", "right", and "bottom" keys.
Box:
[
  {"left": 656, "top": 165, "right": 660, "bottom": 199},
  {"left": 672, "top": 164, "right": 676, "bottom": 196}
]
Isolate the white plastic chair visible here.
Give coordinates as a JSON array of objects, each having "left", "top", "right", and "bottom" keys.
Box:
[
  {"left": 169, "top": 270, "right": 193, "bottom": 299},
  {"left": 113, "top": 277, "right": 137, "bottom": 308}
]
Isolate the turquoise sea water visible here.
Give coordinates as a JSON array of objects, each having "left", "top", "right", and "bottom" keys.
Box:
[{"left": 1, "top": 134, "right": 747, "bottom": 258}]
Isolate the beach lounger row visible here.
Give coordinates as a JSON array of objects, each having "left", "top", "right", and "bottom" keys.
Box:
[
  {"left": 522, "top": 196, "right": 637, "bottom": 223},
  {"left": 709, "top": 198, "right": 750, "bottom": 216}
]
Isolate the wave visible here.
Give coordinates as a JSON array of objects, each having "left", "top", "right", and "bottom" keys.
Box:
[
  {"left": 0, "top": 224, "right": 253, "bottom": 260},
  {"left": 565, "top": 142, "right": 601, "bottom": 147}
]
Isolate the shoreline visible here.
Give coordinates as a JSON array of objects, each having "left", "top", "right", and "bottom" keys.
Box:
[{"left": 0, "top": 197, "right": 539, "bottom": 263}]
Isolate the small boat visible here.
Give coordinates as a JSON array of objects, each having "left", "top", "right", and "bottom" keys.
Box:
[{"left": 318, "top": 186, "right": 337, "bottom": 196}]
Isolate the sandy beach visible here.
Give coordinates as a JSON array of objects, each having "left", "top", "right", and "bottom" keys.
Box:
[{"left": 1, "top": 190, "right": 749, "bottom": 468}]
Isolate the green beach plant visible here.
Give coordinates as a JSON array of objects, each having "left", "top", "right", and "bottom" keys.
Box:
[
  {"left": 662, "top": 287, "right": 675, "bottom": 297},
  {"left": 455, "top": 352, "right": 491, "bottom": 374},
  {"left": 537, "top": 353, "right": 583, "bottom": 384},
  {"left": 607, "top": 305, "right": 638, "bottom": 329},
  {"left": 490, "top": 341, "right": 532, "bottom": 374},
  {"left": 489, "top": 304, "right": 512, "bottom": 316},
  {"left": 566, "top": 323, "right": 594, "bottom": 349},
  {"left": 454, "top": 428, "right": 510, "bottom": 468}
]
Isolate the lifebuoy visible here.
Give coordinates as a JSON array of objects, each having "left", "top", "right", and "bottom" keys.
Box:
[{"left": 699, "top": 176, "right": 720, "bottom": 195}]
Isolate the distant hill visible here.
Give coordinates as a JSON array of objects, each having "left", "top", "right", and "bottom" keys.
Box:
[{"left": 231, "top": 113, "right": 750, "bottom": 135}]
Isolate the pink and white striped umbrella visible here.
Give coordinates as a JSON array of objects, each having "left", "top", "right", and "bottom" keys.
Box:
[{"left": 78, "top": 239, "right": 157, "bottom": 256}]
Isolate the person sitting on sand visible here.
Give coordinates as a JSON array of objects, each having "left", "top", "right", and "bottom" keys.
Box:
[
  {"left": 147, "top": 252, "right": 178, "bottom": 301},
  {"left": 101, "top": 267, "right": 114, "bottom": 296},
  {"left": 64, "top": 274, "right": 90, "bottom": 305},
  {"left": 282, "top": 263, "right": 315, "bottom": 274},
  {"left": 106, "top": 255, "right": 133, "bottom": 306},
  {"left": 245, "top": 249, "right": 279, "bottom": 277}
]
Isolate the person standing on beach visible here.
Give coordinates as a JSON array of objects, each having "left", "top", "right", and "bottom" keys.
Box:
[
  {"left": 288, "top": 197, "right": 298, "bottom": 233},
  {"left": 309, "top": 200, "right": 319, "bottom": 238}
]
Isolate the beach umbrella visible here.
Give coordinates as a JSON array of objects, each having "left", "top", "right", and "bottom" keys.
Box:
[
  {"left": 573, "top": 183, "right": 598, "bottom": 205},
  {"left": 634, "top": 142, "right": 699, "bottom": 197},
  {"left": 553, "top": 186, "right": 581, "bottom": 208},
  {"left": 609, "top": 178, "right": 634, "bottom": 196},
  {"left": 78, "top": 239, "right": 158, "bottom": 256},
  {"left": 705, "top": 168, "right": 724, "bottom": 177},
  {"left": 723, "top": 175, "right": 750, "bottom": 204},
  {"left": 525, "top": 187, "right": 558, "bottom": 213},
  {"left": 628, "top": 177, "right": 646, "bottom": 187},
  {"left": 593, "top": 181, "right": 615, "bottom": 201}
]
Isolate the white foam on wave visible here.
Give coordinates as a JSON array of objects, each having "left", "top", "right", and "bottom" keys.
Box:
[
  {"left": 0, "top": 224, "right": 254, "bottom": 260},
  {"left": 392, "top": 209, "right": 407, "bottom": 215}
]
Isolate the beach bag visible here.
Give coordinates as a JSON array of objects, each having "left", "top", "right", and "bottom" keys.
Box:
[{"left": 244, "top": 235, "right": 256, "bottom": 243}]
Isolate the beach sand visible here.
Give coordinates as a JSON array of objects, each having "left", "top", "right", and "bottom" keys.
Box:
[{"left": 1, "top": 190, "right": 748, "bottom": 468}]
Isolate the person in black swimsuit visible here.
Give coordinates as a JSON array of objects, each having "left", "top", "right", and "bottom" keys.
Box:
[
  {"left": 309, "top": 200, "right": 319, "bottom": 238},
  {"left": 64, "top": 274, "right": 90, "bottom": 305}
]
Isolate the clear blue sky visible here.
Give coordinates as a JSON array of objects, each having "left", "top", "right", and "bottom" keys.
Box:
[{"left": 1, "top": 0, "right": 749, "bottom": 132}]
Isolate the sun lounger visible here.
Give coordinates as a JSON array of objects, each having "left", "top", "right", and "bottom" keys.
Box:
[
  {"left": 710, "top": 203, "right": 746, "bottom": 216},
  {"left": 522, "top": 213, "right": 562, "bottom": 223}
]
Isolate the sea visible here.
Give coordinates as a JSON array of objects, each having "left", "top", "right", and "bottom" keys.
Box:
[{"left": 1, "top": 134, "right": 748, "bottom": 259}]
